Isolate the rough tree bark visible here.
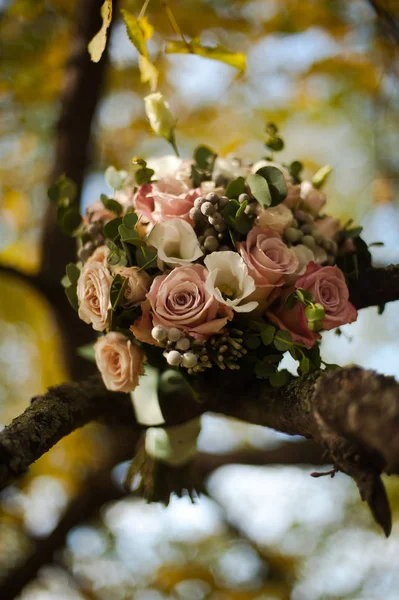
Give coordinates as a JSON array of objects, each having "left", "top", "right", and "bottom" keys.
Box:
[{"left": 1, "top": 260, "right": 399, "bottom": 536}]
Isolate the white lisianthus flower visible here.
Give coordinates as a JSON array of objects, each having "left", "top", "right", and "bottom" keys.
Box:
[
  {"left": 148, "top": 218, "right": 203, "bottom": 267},
  {"left": 204, "top": 251, "right": 258, "bottom": 313},
  {"left": 144, "top": 93, "right": 176, "bottom": 142}
]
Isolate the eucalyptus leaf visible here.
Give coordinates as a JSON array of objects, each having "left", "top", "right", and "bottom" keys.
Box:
[
  {"left": 243, "top": 335, "right": 261, "bottom": 350},
  {"left": 104, "top": 217, "right": 123, "bottom": 241},
  {"left": 261, "top": 325, "right": 276, "bottom": 346},
  {"left": 270, "top": 369, "right": 292, "bottom": 387},
  {"left": 194, "top": 145, "right": 217, "bottom": 171},
  {"left": 66, "top": 263, "right": 80, "bottom": 286},
  {"left": 255, "top": 361, "right": 275, "bottom": 378},
  {"left": 105, "top": 166, "right": 127, "bottom": 191},
  {"left": 136, "top": 245, "right": 157, "bottom": 269},
  {"left": 273, "top": 330, "right": 293, "bottom": 352},
  {"left": 123, "top": 212, "right": 139, "bottom": 229},
  {"left": 59, "top": 207, "right": 82, "bottom": 236},
  {"left": 225, "top": 176, "right": 246, "bottom": 199},
  {"left": 255, "top": 166, "right": 288, "bottom": 206},
  {"left": 247, "top": 173, "right": 272, "bottom": 208},
  {"left": 135, "top": 167, "right": 155, "bottom": 185},
  {"left": 118, "top": 224, "right": 144, "bottom": 245},
  {"left": 77, "top": 343, "right": 96, "bottom": 363},
  {"left": 65, "top": 286, "right": 78, "bottom": 312},
  {"left": 100, "top": 194, "right": 123, "bottom": 215}
]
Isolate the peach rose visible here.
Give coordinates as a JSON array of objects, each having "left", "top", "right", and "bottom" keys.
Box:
[
  {"left": 87, "top": 245, "right": 109, "bottom": 265},
  {"left": 267, "top": 289, "right": 321, "bottom": 349},
  {"left": 77, "top": 261, "right": 112, "bottom": 331},
  {"left": 130, "top": 300, "right": 158, "bottom": 345},
  {"left": 147, "top": 264, "right": 233, "bottom": 338},
  {"left": 296, "top": 262, "right": 357, "bottom": 330},
  {"left": 314, "top": 216, "right": 341, "bottom": 241},
  {"left": 256, "top": 204, "right": 293, "bottom": 234},
  {"left": 283, "top": 182, "right": 301, "bottom": 210},
  {"left": 114, "top": 266, "right": 151, "bottom": 308},
  {"left": 95, "top": 332, "right": 144, "bottom": 392},
  {"left": 299, "top": 181, "right": 326, "bottom": 216},
  {"left": 133, "top": 176, "right": 200, "bottom": 224},
  {"left": 85, "top": 200, "right": 114, "bottom": 225},
  {"left": 237, "top": 227, "right": 299, "bottom": 289}
]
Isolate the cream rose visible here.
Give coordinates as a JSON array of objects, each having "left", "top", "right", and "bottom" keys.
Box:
[
  {"left": 87, "top": 245, "right": 109, "bottom": 265},
  {"left": 148, "top": 218, "right": 203, "bottom": 267},
  {"left": 114, "top": 266, "right": 150, "bottom": 308},
  {"left": 77, "top": 261, "right": 112, "bottom": 331},
  {"left": 146, "top": 155, "right": 193, "bottom": 186},
  {"left": 147, "top": 264, "right": 232, "bottom": 338},
  {"left": 95, "top": 332, "right": 144, "bottom": 392},
  {"left": 204, "top": 251, "right": 258, "bottom": 313},
  {"left": 256, "top": 204, "right": 293, "bottom": 234}
]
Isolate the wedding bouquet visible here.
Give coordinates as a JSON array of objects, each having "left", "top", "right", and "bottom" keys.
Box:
[{"left": 54, "top": 120, "right": 363, "bottom": 501}]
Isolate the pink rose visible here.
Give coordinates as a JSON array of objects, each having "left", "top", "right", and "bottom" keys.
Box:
[
  {"left": 95, "top": 332, "right": 144, "bottom": 392},
  {"left": 114, "top": 266, "right": 150, "bottom": 308},
  {"left": 296, "top": 262, "right": 357, "bottom": 330},
  {"left": 299, "top": 181, "right": 326, "bottom": 216},
  {"left": 77, "top": 260, "right": 112, "bottom": 331},
  {"left": 133, "top": 176, "right": 200, "bottom": 224},
  {"left": 267, "top": 289, "right": 321, "bottom": 349},
  {"left": 314, "top": 216, "right": 341, "bottom": 241},
  {"left": 237, "top": 227, "right": 299, "bottom": 290},
  {"left": 147, "top": 264, "right": 233, "bottom": 338},
  {"left": 130, "top": 300, "right": 159, "bottom": 346}
]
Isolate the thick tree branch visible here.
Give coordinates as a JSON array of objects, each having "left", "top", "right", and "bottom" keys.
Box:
[{"left": 347, "top": 264, "right": 399, "bottom": 309}]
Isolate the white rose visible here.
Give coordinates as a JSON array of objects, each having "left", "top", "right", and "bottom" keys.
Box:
[
  {"left": 213, "top": 157, "right": 251, "bottom": 181},
  {"left": 77, "top": 261, "right": 112, "bottom": 331},
  {"left": 148, "top": 218, "right": 203, "bottom": 267},
  {"left": 114, "top": 266, "right": 151, "bottom": 308},
  {"left": 95, "top": 332, "right": 144, "bottom": 393},
  {"left": 256, "top": 204, "right": 293, "bottom": 234},
  {"left": 204, "top": 251, "right": 258, "bottom": 313},
  {"left": 146, "top": 155, "right": 193, "bottom": 186},
  {"left": 144, "top": 92, "right": 176, "bottom": 141}
]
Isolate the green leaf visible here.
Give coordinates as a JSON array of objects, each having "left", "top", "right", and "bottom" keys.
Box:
[
  {"left": 261, "top": 325, "right": 276, "bottom": 346},
  {"left": 299, "top": 357, "right": 310, "bottom": 375},
  {"left": 136, "top": 245, "right": 157, "bottom": 269},
  {"left": 243, "top": 334, "right": 261, "bottom": 350},
  {"left": 77, "top": 343, "right": 96, "bottom": 363},
  {"left": 65, "top": 285, "right": 78, "bottom": 312},
  {"left": 194, "top": 145, "right": 217, "bottom": 171},
  {"left": 221, "top": 199, "right": 240, "bottom": 227},
  {"left": 165, "top": 39, "right": 246, "bottom": 72},
  {"left": 255, "top": 361, "right": 275, "bottom": 378},
  {"left": 66, "top": 263, "right": 80, "bottom": 286},
  {"left": 48, "top": 175, "right": 77, "bottom": 204},
  {"left": 88, "top": 0, "right": 113, "bottom": 63},
  {"left": 104, "top": 217, "right": 123, "bottom": 241},
  {"left": 225, "top": 177, "right": 246, "bottom": 199},
  {"left": 110, "top": 274, "right": 129, "bottom": 311},
  {"left": 105, "top": 166, "right": 127, "bottom": 190},
  {"left": 121, "top": 10, "right": 152, "bottom": 59},
  {"left": 255, "top": 166, "right": 288, "bottom": 206},
  {"left": 118, "top": 224, "right": 144, "bottom": 245},
  {"left": 235, "top": 200, "right": 252, "bottom": 235},
  {"left": 273, "top": 330, "right": 293, "bottom": 352},
  {"left": 247, "top": 173, "right": 272, "bottom": 208},
  {"left": 59, "top": 207, "right": 82, "bottom": 236},
  {"left": 123, "top": 212, "right": 139, "bottom": 229},
  {"left": 135, "top": 167, "right": 155, "bottom": 185},
  {"left": 61, "top": 274, "right": 70, "bottom": 288},
  {"left": 270, "top": 369, "right": 292, "bottom": 387},
  {"left": 263, "top": 353, "right": 283, "bottom": 364},
  {"left": 100, "top": 194, "right": 123, "bottom": 215}
]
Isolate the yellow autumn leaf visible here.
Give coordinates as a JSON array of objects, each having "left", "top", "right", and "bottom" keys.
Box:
[
  {"left": 88, "top": 0, "right": 113, "bottom": 63},
  {"left": 165, "top": 39, "right": 246, "bottom": 72},
  {"left": 121, "top": 11, "right": 154, "bottom": 60},
  {"left": 139, "top": 54, "right": 159, "bottom": 92}
]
